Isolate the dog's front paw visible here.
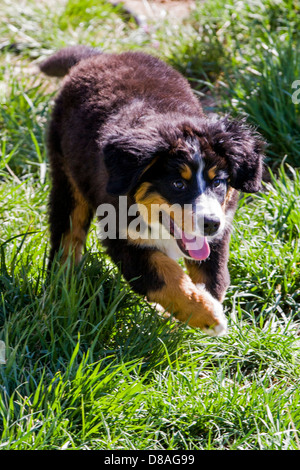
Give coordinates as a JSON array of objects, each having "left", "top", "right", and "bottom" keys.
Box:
[
  {"left": 192, "top": 284, "right": 228, "bottom": 336},
  {"left": 202, "top": 296, "right": 227, "bottom": 337}
]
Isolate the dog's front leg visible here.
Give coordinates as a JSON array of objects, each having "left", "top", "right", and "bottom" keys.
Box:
[
  {"left": 104, "top": 240, "right": 227, "bottom": 336},
  {"left": 185, "top": 235, "right": 231, "bottom": 303},
  {"left": 147, "top": 252, "right": 227, "bottom": 336}
]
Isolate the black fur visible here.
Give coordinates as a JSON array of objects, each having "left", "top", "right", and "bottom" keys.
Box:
[{"left": 40, "top": 46, "right": 265, "bottom": 334}]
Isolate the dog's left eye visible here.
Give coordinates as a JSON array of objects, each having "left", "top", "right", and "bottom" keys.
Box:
[
  {"left": 172, "top": 180, "right": 186, "bottom": 190},
  {"left": 212, "top": 178, "right": 221, "bottom": 188}
]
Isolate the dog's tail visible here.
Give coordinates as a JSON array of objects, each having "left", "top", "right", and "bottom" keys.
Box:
[{"left": 39, "top": 45, "right": 102, "bottom": 77}]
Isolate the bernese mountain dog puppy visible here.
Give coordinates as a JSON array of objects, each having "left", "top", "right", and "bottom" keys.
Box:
[{"left": 40, "top": 46, "right": 264, "bottom": 336}]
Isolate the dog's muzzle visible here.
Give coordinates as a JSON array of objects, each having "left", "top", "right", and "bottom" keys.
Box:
[{"left": 167, "top": 216, "right": 211, "bottom": 261}]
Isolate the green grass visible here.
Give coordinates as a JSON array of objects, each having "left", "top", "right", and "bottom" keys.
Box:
[
  {"left": 0, "top": 0, "right": 300, "bottom": 450},
  {"left": 164, "top": 0, "right": 300, "bottom": 167}
]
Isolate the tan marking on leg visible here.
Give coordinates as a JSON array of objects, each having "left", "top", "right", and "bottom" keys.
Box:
[
  {"left": 147, "top": 252, "right": 226, "bottom": 332},
  {"left": 185, "top": 260, "right": 207, "bottom": 285},
  {"left": 61, "top": 180, "right": 91, "bottom": 265},
  {"left": 185, "top": 260, "right": 227, "bottom": 302},
  {"left": 207, "top": 165, "right": 217, "bottom": 181}
]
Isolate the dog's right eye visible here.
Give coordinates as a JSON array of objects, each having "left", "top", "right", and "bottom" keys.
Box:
[
  {"left": 212, "top": 178, "right": 221, "bottom": 188},
  {"left": 172, "top": 180, "right": 186, "bottom": 190}
]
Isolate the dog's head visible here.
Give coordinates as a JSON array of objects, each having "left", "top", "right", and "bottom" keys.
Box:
[{"left": 103, "top": 115, "right": 265, "bottom": 260}]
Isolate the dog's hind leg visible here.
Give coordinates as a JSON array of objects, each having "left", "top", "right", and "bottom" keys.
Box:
[{"left": 48, "top": 162, "right": 94, "bottom": 266}]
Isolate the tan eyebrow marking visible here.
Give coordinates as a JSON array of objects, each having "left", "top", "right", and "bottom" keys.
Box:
[
  {"left": 180, "top": 164, "right": 192, "bottom": 180},
  {"left": 207, "top": 165, "right": 217, "bottom": 180}
]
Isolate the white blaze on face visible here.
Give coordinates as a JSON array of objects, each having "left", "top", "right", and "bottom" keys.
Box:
[
  {"left": 193, "top": 157, "right": 225, "bottom": 239},
  {"left": 194, "top": 194, "right": 225, "bottom": 238},
  {"left": 196, "top": 157, "right": 206, "bottom": 194}
]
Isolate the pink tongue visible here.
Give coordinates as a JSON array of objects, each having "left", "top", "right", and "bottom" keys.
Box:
[{"left": 181, "top": 231, "right": 210, "bottom": 260}]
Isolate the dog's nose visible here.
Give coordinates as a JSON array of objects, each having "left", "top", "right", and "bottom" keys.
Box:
[{"left": 203, "top": 215, "right": 220, "bottom": 236}]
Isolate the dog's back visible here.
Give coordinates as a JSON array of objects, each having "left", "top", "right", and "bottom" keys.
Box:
[
  {"left": 41, "top": 46, "right": 205, "bottom": 209},
  {"left": 40, "top": 46, "right": 202, "bottom": 117}
]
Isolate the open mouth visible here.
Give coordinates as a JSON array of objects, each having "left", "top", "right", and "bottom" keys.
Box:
[{"left": 167, "top": 216, "right": 210, "bottom": 261}]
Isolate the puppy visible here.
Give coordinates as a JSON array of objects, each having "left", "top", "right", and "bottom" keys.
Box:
[{"left": 40, "top": 46, "right": 264, "bottom": 336}]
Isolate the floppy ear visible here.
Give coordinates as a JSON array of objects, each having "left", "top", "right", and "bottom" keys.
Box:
[
  {"left": 103, "top": 131, "right": 167, "bottom": 195},
  {"left": 212, "top": 117, "right": 265, "bottom": 193}
]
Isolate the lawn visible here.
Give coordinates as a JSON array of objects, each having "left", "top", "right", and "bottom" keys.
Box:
[{"left": 0, "top": 0, "right": 300, "bottom": 450}]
